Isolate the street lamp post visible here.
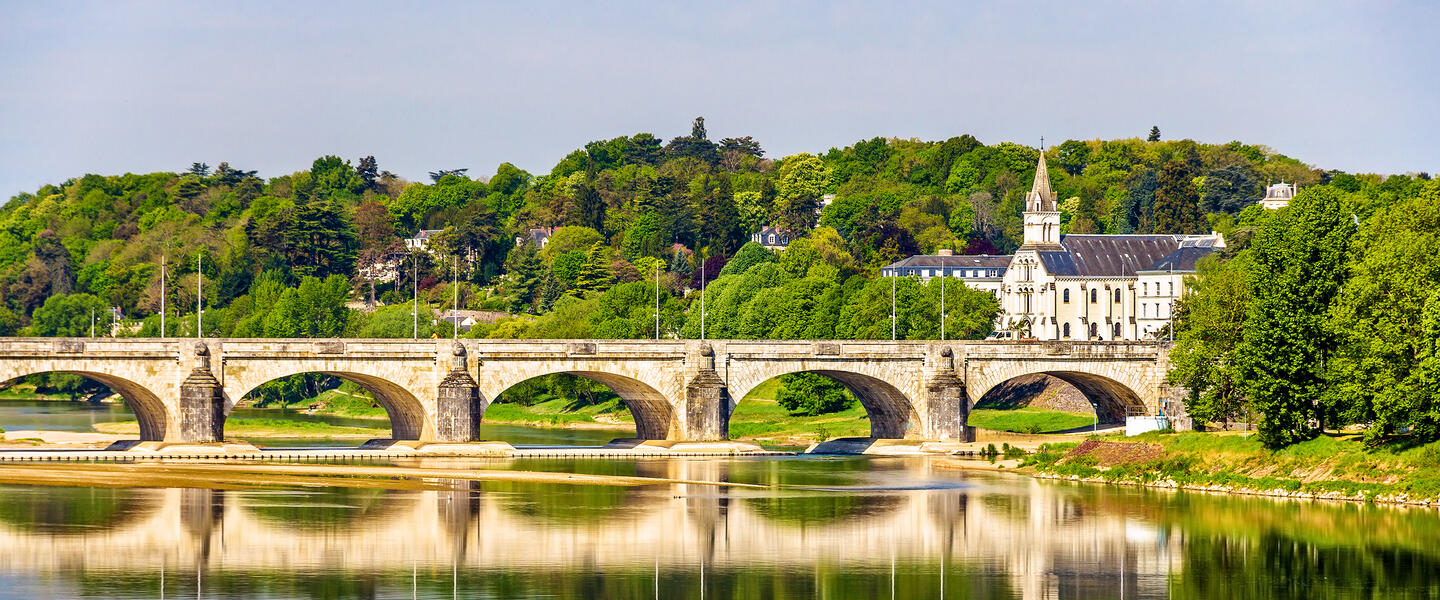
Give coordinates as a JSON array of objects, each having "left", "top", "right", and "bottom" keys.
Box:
[
  {"left": 891, "top": 273, "right": 897, "bottom": 341},
  {"left": 940, "top": 266, "right": 946, "bottom": 341},
  {"left": 196, "top": 252, "right": 202, "bottom": 339}
]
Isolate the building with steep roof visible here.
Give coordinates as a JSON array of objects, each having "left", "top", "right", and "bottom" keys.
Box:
[
  {"left": 1258, "top": 182, "right": 1297, "bottom": 209},
  {"left": 999, "top": 153, "right": 1224, "bottom": 340}
]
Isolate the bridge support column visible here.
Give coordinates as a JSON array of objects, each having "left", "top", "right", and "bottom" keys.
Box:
[
  {"left": 679, "top": 344, "right": 729, "bottom": 441},
  {"left": 177, "top": 342, "right": 225, "bottom": 443},
  {"left": 923, "top": 347, "right": 972, "bottom": 442},
  {"left": 435, "top": 343, "right": 481, "bottom": 442}
]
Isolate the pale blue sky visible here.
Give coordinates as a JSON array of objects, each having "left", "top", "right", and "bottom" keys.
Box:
[{"left": 1, "top": 1, "right": 1435, "bottom": 198}]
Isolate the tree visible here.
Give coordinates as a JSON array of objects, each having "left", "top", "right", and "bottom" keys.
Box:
[
  {"left": 23, "top": 293, "right": 107, "bottom": 336},
  {"left": 503, "top": 242, "right": 544, "bottom": 313},
  {"left": 775, "top": 373, "right": 855, "bottom": 416},
  {"left": 1148, "top": 126, "right": 1161, "bottom": 142},
  {"left": 1055, "top": 140, "right": 1090, "bottom": 176},
  {"left": 1169, "top": 254, "right": 1253, "bottom": 427},
  {"left": 718, "top": 241, "right": 776, "bottom": 277},
  {"left": 1152, "top": 160, "right": 1205, "bottom": 234},
  {"left": 428, "top": 168, "right": 468, "bottom": 182},
  {"left": 288, "top": 198, "right": 358, "bottom": 279},
  {"left": 356, "top": 156, "right": 379, "bottom": 190},
  {"left": 1325, "top": 183, "right": 1440, "bottom": 441},
  {"left": 189, "top": 162, "right": 211, "bottom": 177},
  {"left": 774, "top": 153, "right": 827, "bottom": 232},
  {"left": 1202, "top": 163, "right": 1262, "bottom": 215},
  {"left": 1235, "top": 187, "right": 1353, "bottom": 448}
]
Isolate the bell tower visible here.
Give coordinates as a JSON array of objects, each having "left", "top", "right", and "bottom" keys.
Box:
[{"left": 1021, "top": 150, "right": 1061, "bottom": 247}]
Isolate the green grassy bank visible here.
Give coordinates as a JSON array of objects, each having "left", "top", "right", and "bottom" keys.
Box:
[
  {"left": 96, "top": 417, "right": 389, "bottom": 439},
  {"left": 966, "top": 407, "right": 1095, "bottom": 434},
  {"left": 1022, "top": 431, "right": 1440, "bottom": 503}
]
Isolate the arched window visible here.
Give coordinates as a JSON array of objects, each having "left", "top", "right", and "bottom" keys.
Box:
[
  {"left": 1090, "top": 288, "right": 1098, "bottom": 303},
  {"left": 1113, "top": 322, "right": 1122, "bottom": 338},
  {"left": 1089, "top": 323, "right": 1098, "bottom": 338},
  {"left": 1114, "top": 288, "right": 1122, "bottom": 303},
  {"left": 1063, "top": 323, "right": 1071, "bottom": 338},
  {"left": 1063, "top": 289, "right": 1070, "bottom": 303}
]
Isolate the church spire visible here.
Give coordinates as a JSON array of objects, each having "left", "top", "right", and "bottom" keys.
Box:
[
  {"left": 1021, "top": 148, "right": 1061, "bottom": 247},
  {"left": 1026, "top": 152, "right": 1057, "bottom": 212}
]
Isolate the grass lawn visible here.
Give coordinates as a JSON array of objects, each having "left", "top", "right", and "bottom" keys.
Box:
[
  {"left": 967, "top": 407, "right": 1096, "bottom": 433},
  {"left": 728, "top": 398, "right": 871, "bottom": 444},
  {"left": 96, "top": 417, "right": 389, "bottom": 439}
]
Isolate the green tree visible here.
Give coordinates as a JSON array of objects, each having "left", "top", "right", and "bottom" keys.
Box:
[
  {"left": 1152, "top": 160, "right": 1205, "bottom": 234},
  {"left": 23, "top": 293, "right": 107, "bottom": 336},
  {"left": 1169, "top": 254, "right": 1253, "bottom": 426},
  {"left": 718, "top": 241, "right": 776, "bottom": 277},
  {"left": 774, "top": 153, "right": 827, "bottom": 232},
  {"left": 1325, "top": 183, "right": 1440, "bottom": 441},
  {"left": 1235, "top": 187, "right": 1353, "bottom": 448},
  {"left": 288, "top": 198, "right": 358, "bottom": 278},
  {"left": 775, "top": 373, "right": 855, "bottom": 416},
  {"left": 1147, "top": 126, "right": 1161, "bottom": 142}
]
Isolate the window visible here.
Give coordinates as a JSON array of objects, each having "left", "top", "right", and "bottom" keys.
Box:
[
  {"left": 1143, "top": 282, "right": 1148, "bottom": 295},
  {"left": 1090, "top": 288, "right": 1098, "bottom": 303},
  {"left": 1169, "top": 282, "right": 1174, "bottom": 296},
  {"left": 1114, "top": 288, "right": 1122, "bottom": 303},
  {"left": 1063, "top": 323, "right": 1071, "bottom": 338},
  {"left": 1142, "top": 304, "right": 1148, "bottom": 318},
  {"left": 1089, "top": 323, "right": 1098, "bottom": 338},
  {"left": 1113, "top": 322, "right": 1122, "bottom": 338},
  {"left": 1063, "top": 289, "right": 1070, "bottom": 303},
  {"left": 768, "top": 234, "right": 776, "bottom": 244}
]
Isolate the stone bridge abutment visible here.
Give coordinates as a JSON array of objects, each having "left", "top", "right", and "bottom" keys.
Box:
[{"left": 0, "top": 338, "right": 1173, "bottom": 444}]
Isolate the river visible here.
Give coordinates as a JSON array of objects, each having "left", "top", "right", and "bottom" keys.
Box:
[{"left": 0, "top": 402, "right": 1437, "bottom": 598}]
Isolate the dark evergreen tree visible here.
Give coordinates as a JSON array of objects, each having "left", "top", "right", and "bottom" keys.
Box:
[
  {"left": 1152, "top": 160, "right": 1205, "bottom": 233},
  {"left": 1148, "top": 126, "right": 1161, "bottom": 142},
  {"left": 356, "top": 155, "right": 379, "bottom": 190}
]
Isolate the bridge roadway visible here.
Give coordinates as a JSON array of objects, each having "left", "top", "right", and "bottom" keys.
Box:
[
  {"left": 0, "top": 462, "right": 1179, "bottom": 597},
  {"left": 0, "top": 338, "right": 1174, "bottom": 444}
]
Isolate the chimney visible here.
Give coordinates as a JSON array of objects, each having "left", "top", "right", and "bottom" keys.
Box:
[{"left": 937, "top": 248, "right": 954, "bottom": 256}]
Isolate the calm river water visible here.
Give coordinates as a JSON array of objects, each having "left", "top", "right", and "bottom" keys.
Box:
[{"left": 0, "top": 403, "right": 1437, "bottom": 598}]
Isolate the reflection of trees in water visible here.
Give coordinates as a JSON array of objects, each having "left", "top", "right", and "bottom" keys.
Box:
[
  {"left": 1171, "top": 532, "right": 1440, "bottom": 599},
  {"left": 485, "top": 458, "right": 657, "bottom": 524},
  {"left": 243, "top": 487, "right": 398, "bottom": 530},
  {"left": 0, "top": 486, "right": 153, "bottom": 534}
]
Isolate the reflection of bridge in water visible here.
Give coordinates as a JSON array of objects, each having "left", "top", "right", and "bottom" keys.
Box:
[{"left": 0, "top": 463, "right": 1181, "bottom": 597}]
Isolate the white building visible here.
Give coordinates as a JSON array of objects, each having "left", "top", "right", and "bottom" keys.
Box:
[
  {"left": 1258, "top": 182, "right": 1297, "bottom": 210},
  {"left": 404, "top": 229, "right": 444, "bottom": 252},
  {"left": 998, "top": 153, "right": 1223, "bottom": 341},
  {"left": 880, "top": 250, "right": 1010, "bottom": 298},
  {"left": 751, "top": 226, "right": 796, "bottom": 251}
]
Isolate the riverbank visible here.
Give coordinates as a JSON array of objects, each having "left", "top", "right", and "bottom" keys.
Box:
[
  {"left": 95, "top": 418, "right": 389, "bottom": 440},
  {"left": 1021, "top": 431, "right": 1440, "bottom": 506}
]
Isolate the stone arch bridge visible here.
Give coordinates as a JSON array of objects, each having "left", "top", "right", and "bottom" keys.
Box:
[{"left": 0, "top": 338, "right": 1174, "bottom": 444}]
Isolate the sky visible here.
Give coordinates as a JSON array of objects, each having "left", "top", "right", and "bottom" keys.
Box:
[{"left": 1, "top": 1, "right": 1436, "bottom": 198}]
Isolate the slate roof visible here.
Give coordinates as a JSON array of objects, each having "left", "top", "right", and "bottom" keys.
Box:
[
  {"left": 1037, "top": 235, "right": 1217, "bottom": 277},
  {"left": 884, "top": 254, "right": 1013, "bottom": 270},
  {"left": 1139, "top": 246, "right": 1215, "bottom": 273}
]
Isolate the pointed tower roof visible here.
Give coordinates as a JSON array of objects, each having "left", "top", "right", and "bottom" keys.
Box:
[{"left": 1025, "top": 152, "right": 1057, "bottom": 212}]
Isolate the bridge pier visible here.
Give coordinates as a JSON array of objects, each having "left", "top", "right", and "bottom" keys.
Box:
[
  {"left": 678, "top": 344, "right": 729, "bottom": 441},
  {"left": 922, "top": 347, "right": 972, "bottom": 442},
  {"left": 176, "top": 343, "right": 225, "bottom": 443},
  {"left": 434, "top": 343, "right": 481, "bottom": 443}
]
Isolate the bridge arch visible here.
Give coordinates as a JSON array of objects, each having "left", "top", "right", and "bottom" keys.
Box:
[
  {"left": 482, "top": 371, "right": 675, "bottom": 440},
  {"left": 966, "top": 362, "right": 1151, "bottom": 424},
  {"left": 727, "top": 364, "right": 922, "bottom": 439},
  {"left": 0, "top": 368, "right": 168, "bottom": 441},
  {"left": 225, "top": 371, "right": 428, "bottom": 440}
]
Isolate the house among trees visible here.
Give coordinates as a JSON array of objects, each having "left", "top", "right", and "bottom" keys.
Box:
[
  {"left": 514, "top": 227, "right": 556, "bottom": 249},
  {"left": 880, "top": 250, "right": 1010, "bottom": 297},
  {"left": 999, "top": 152, "right": 1224, "bottom": 340},
  {"left": 1258, "top": 182, "right": 1297, "bottom": 210},
  {"left": 751, "top": 226, "right": 796, "bottom": 250},
  {"left": 404, "top": 229, "right": 444, "bottom": 252}
]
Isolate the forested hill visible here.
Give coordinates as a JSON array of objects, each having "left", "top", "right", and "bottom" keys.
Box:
[{"left": 0, "top": 117, "right": 1429, "bottom": 340}]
